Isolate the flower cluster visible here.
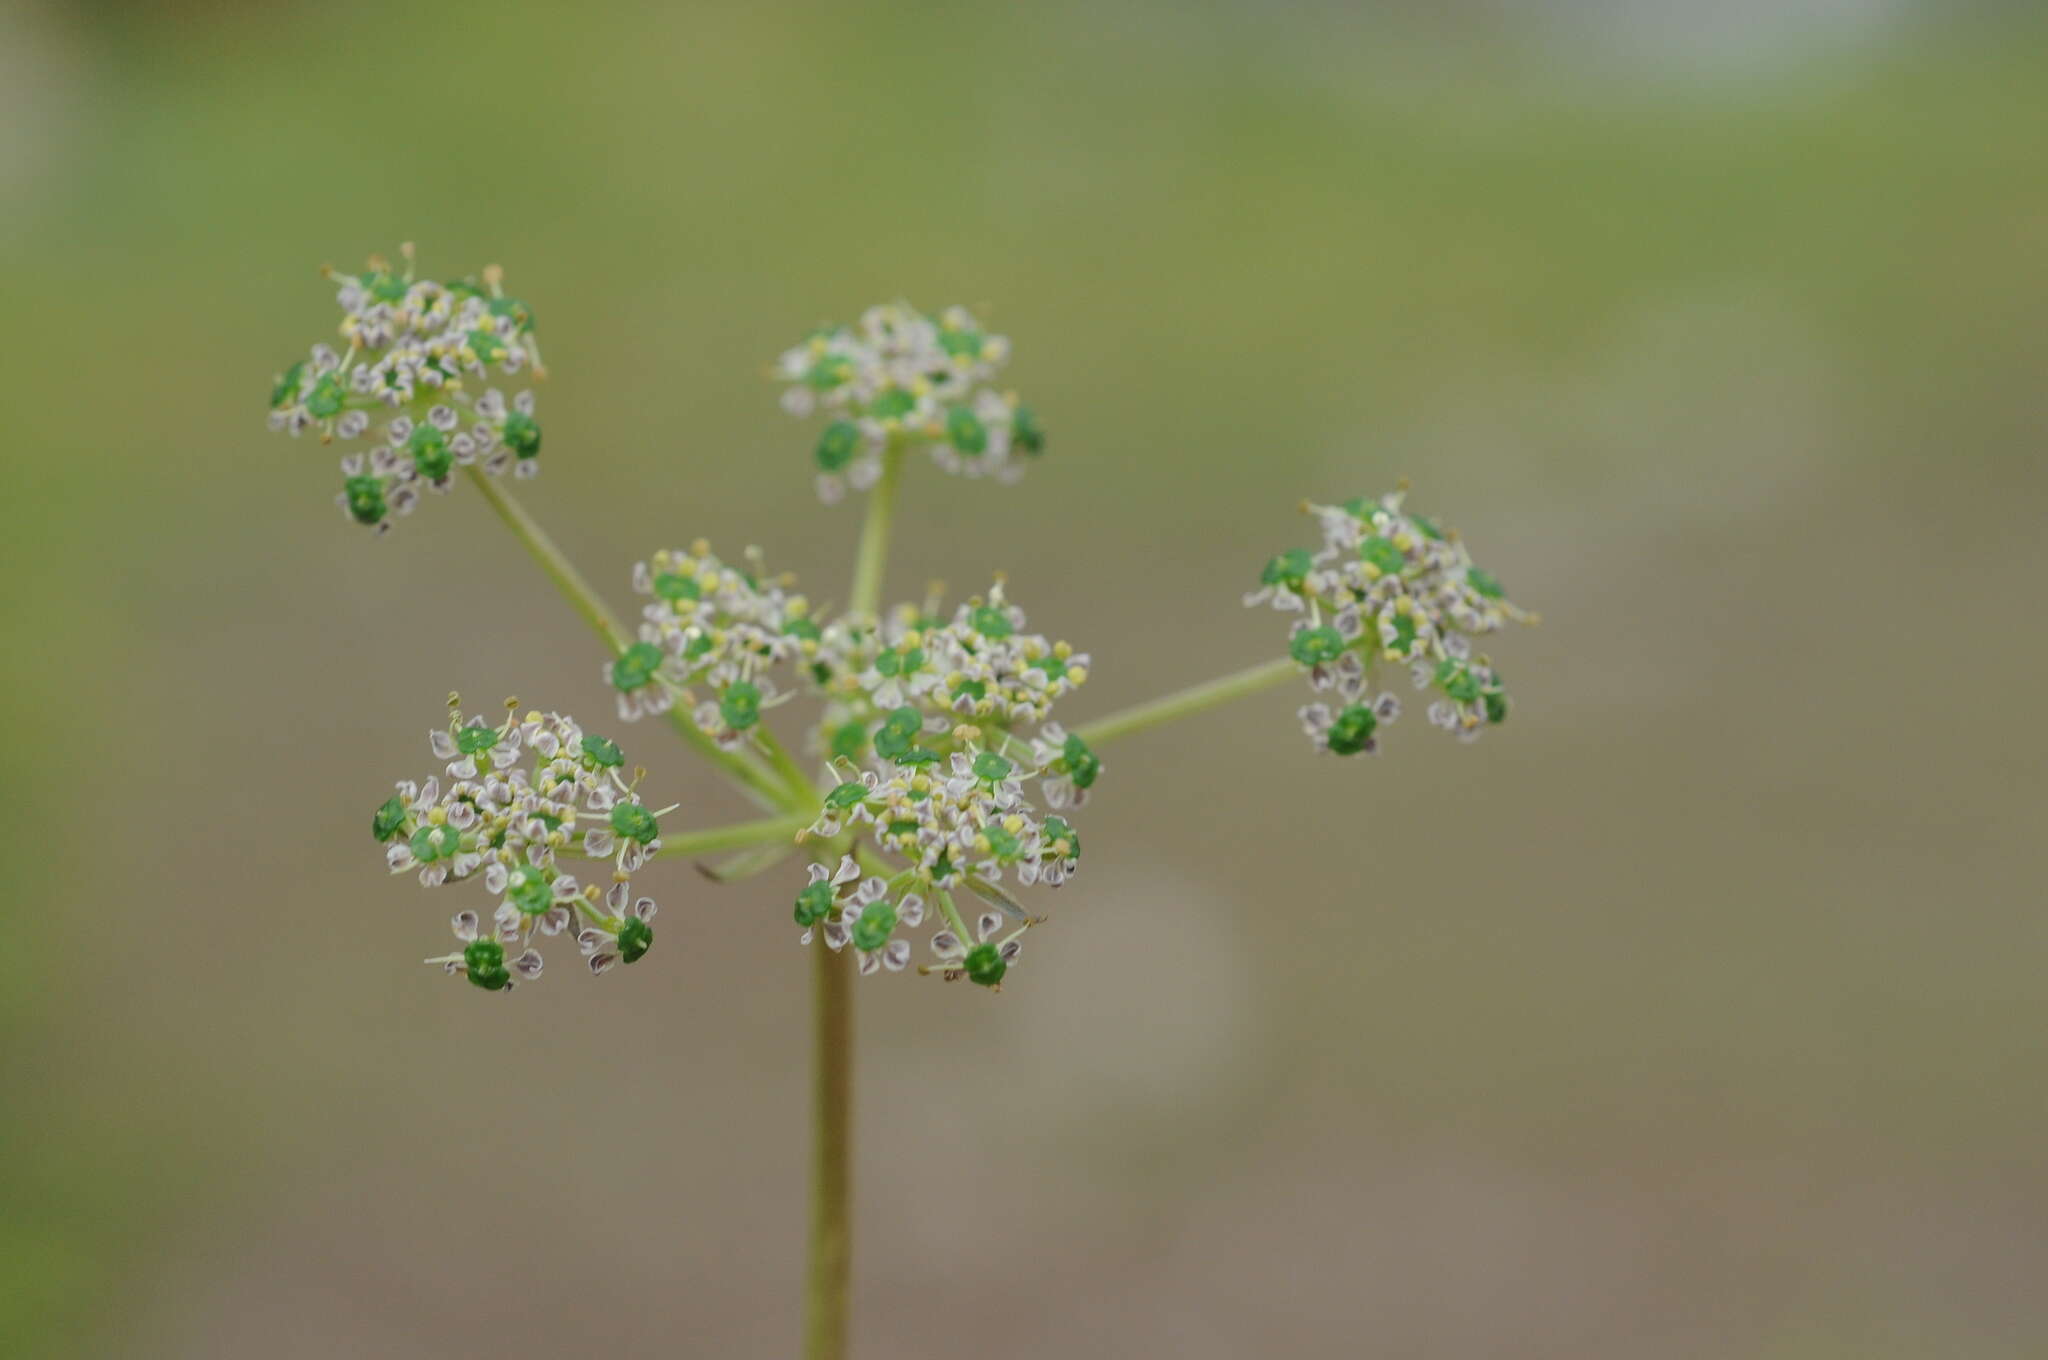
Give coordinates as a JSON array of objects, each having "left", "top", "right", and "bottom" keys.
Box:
[
  {"left": 774, "top": 302, "right": 1045, "bottom": 503},
  {"left": 267, "top": 246, "right": 545, "bottom": 534},
  {"left": 820, "top": 580, "right": 1091, "bottom": 729},
  {"left": 372, "top": 697, "right": 670, "bottom": 990},
  {"left": 790, "top": 581, "right": 1097, "bottom": 987},
  {"left": 795, "top": 854, "right": 1023, "bottom": 987},
  {"left": 1248, "top": 488, "right": 1535, "bottom": 755},
  {"left": 609, "top": 541, "right": 823, "bottom": 743}
]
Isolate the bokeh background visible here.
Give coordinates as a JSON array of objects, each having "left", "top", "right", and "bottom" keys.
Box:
[{"left": 5, "top": 1, "right": 2046, "bottom": 1355}]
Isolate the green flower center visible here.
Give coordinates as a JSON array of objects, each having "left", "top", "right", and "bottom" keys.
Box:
[
  {"left": 1260, "top": 549, "right": 1314, "bottom": 593},
  {"left": 1289, "top": 626, "right": 1346, "bottom": 667},
  {"left": 609, "top": 802, "right": 660, "bottom": 845},
  {"left": 1012, "top": 405, "right": 1045, "bottom": 455},
  {"left": 815, "top": 420, "right": 859, "bottom": 471},
  {"left": 271, "top": 360, "right": 305, "bottom": 409},
  {"left": 1434, "top": 659, "right": 1481, "bottom": 703},
  {"left": 408, "top": 424, "right": 453, "bottom": 479},
  {"left": 824, "top": 781, "right": 869, "bottom": 811},
  {"left": 463, "top": 938, "right": 510, "bottom": 990},
  {"left": 719, "top": 681, "right": 762, "bottom": 731},
  {"left": 507, "top": 865, "right": 553, "bottom": 915},
  {"left": 306, "top": 373, "right": 346, "bottom": 419},
  {"left": 654, "top": 571, "right": 702, "bottom": 603},
  {"left": 1061, "top": 733, "right": 1101, "bottom": 789},
  {"left": 829, "top": 721, "right": 869, "bottom": 761},
  {"left": 372, "top": 795, "right": 407, "bottom": 843},
  {"left": 964, "top": 943, "right": 1006, "bottom": 987},
  {"left": 410, "top": 823, "right": 464, "bottom": 863},
  {"left": 617, "top": 915, "right": 654, "bottom": 964},
  {"left": 868, "top": 387, "right": 916, "bottom": 421},
  {"left": 1358, "top": 536, "right": 1406, "bottom": 577},
  {"left": 795, "top": 881, "right": 836, "bottom": 928},
  {"left": 502, "top": 410, "right": 541, "bottom": 459},
  {"left": 1326, "top": 704, "right": 1378, "bottom": 756},
  {"left": 610, "top": 642, "right": 665, "bottom": 691},
  {"left": 945, "top": 405, "right": 987, "bottom": 455},
  {"left": 343, "top": 475, "right": 386, "bottom": 526},
  {"left": 851, "top": 900, "right": 898, "bottom": 953}
]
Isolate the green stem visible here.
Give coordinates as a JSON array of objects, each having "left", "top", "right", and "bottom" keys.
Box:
[
  {"left": 800, "top": 442, "right": 910, "bottom": 1358},
  {"left": 932, "top": 886, "right": 973, "bottom": 943},
  {"left": 754, "top": 724, "right": 823, "bottom": 804},
  {"left": 465, "top": 465, "right": 629, "bottom": 650},
  {"left": 847, "top": 443, "right": 907, "bottom": 620},
  {"left": 806, "top": 936, "right": 853, "bottom": 1360},
  {"left": 652, "top": 813, "right": 809, "bottom": 860},
  {"left": 462, "top": 467, "right": 796, "bottom": 811},
  {"left": 1071, "top": 655, "right": 1300, "bottom": 748}
]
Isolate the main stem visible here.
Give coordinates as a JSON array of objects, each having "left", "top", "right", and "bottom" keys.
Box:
[
  {"left": 1072, "top": 655, "right": 1299, "bottom": 747},
  {"left": 805, "top": 932, "right": 853, "bottom": 1360},
  {"left": 805, "top": 445, "right": 905, "bottom": 1359}
]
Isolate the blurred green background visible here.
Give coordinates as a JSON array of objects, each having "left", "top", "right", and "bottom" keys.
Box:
[{"left": 5, "top": 0, "right": 2046, "bottom": 1355}]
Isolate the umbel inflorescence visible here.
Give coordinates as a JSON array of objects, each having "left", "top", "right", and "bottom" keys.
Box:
[
  {"left": 603, "top": 541, "right": 1094, "bottom": 987},
  {"left": 375, "top": 696, "right": 668, "bottom": 988},
  {"left": 268, "top": 245, "right": 544, "bottom": 533},
  {"left": 1249, "top": 489, "right": 1535, "bottom": 757},
  {"left": 774, "top": 301, "right": 1045, "bottom": 503},
  {"left": 280, "top": 250, "right": 1533, "bottom": 995}
]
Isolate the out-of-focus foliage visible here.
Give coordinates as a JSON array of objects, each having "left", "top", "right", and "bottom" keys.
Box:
[{"left": 4, "top": 2, "right": 2046, "bottom": 1355}]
